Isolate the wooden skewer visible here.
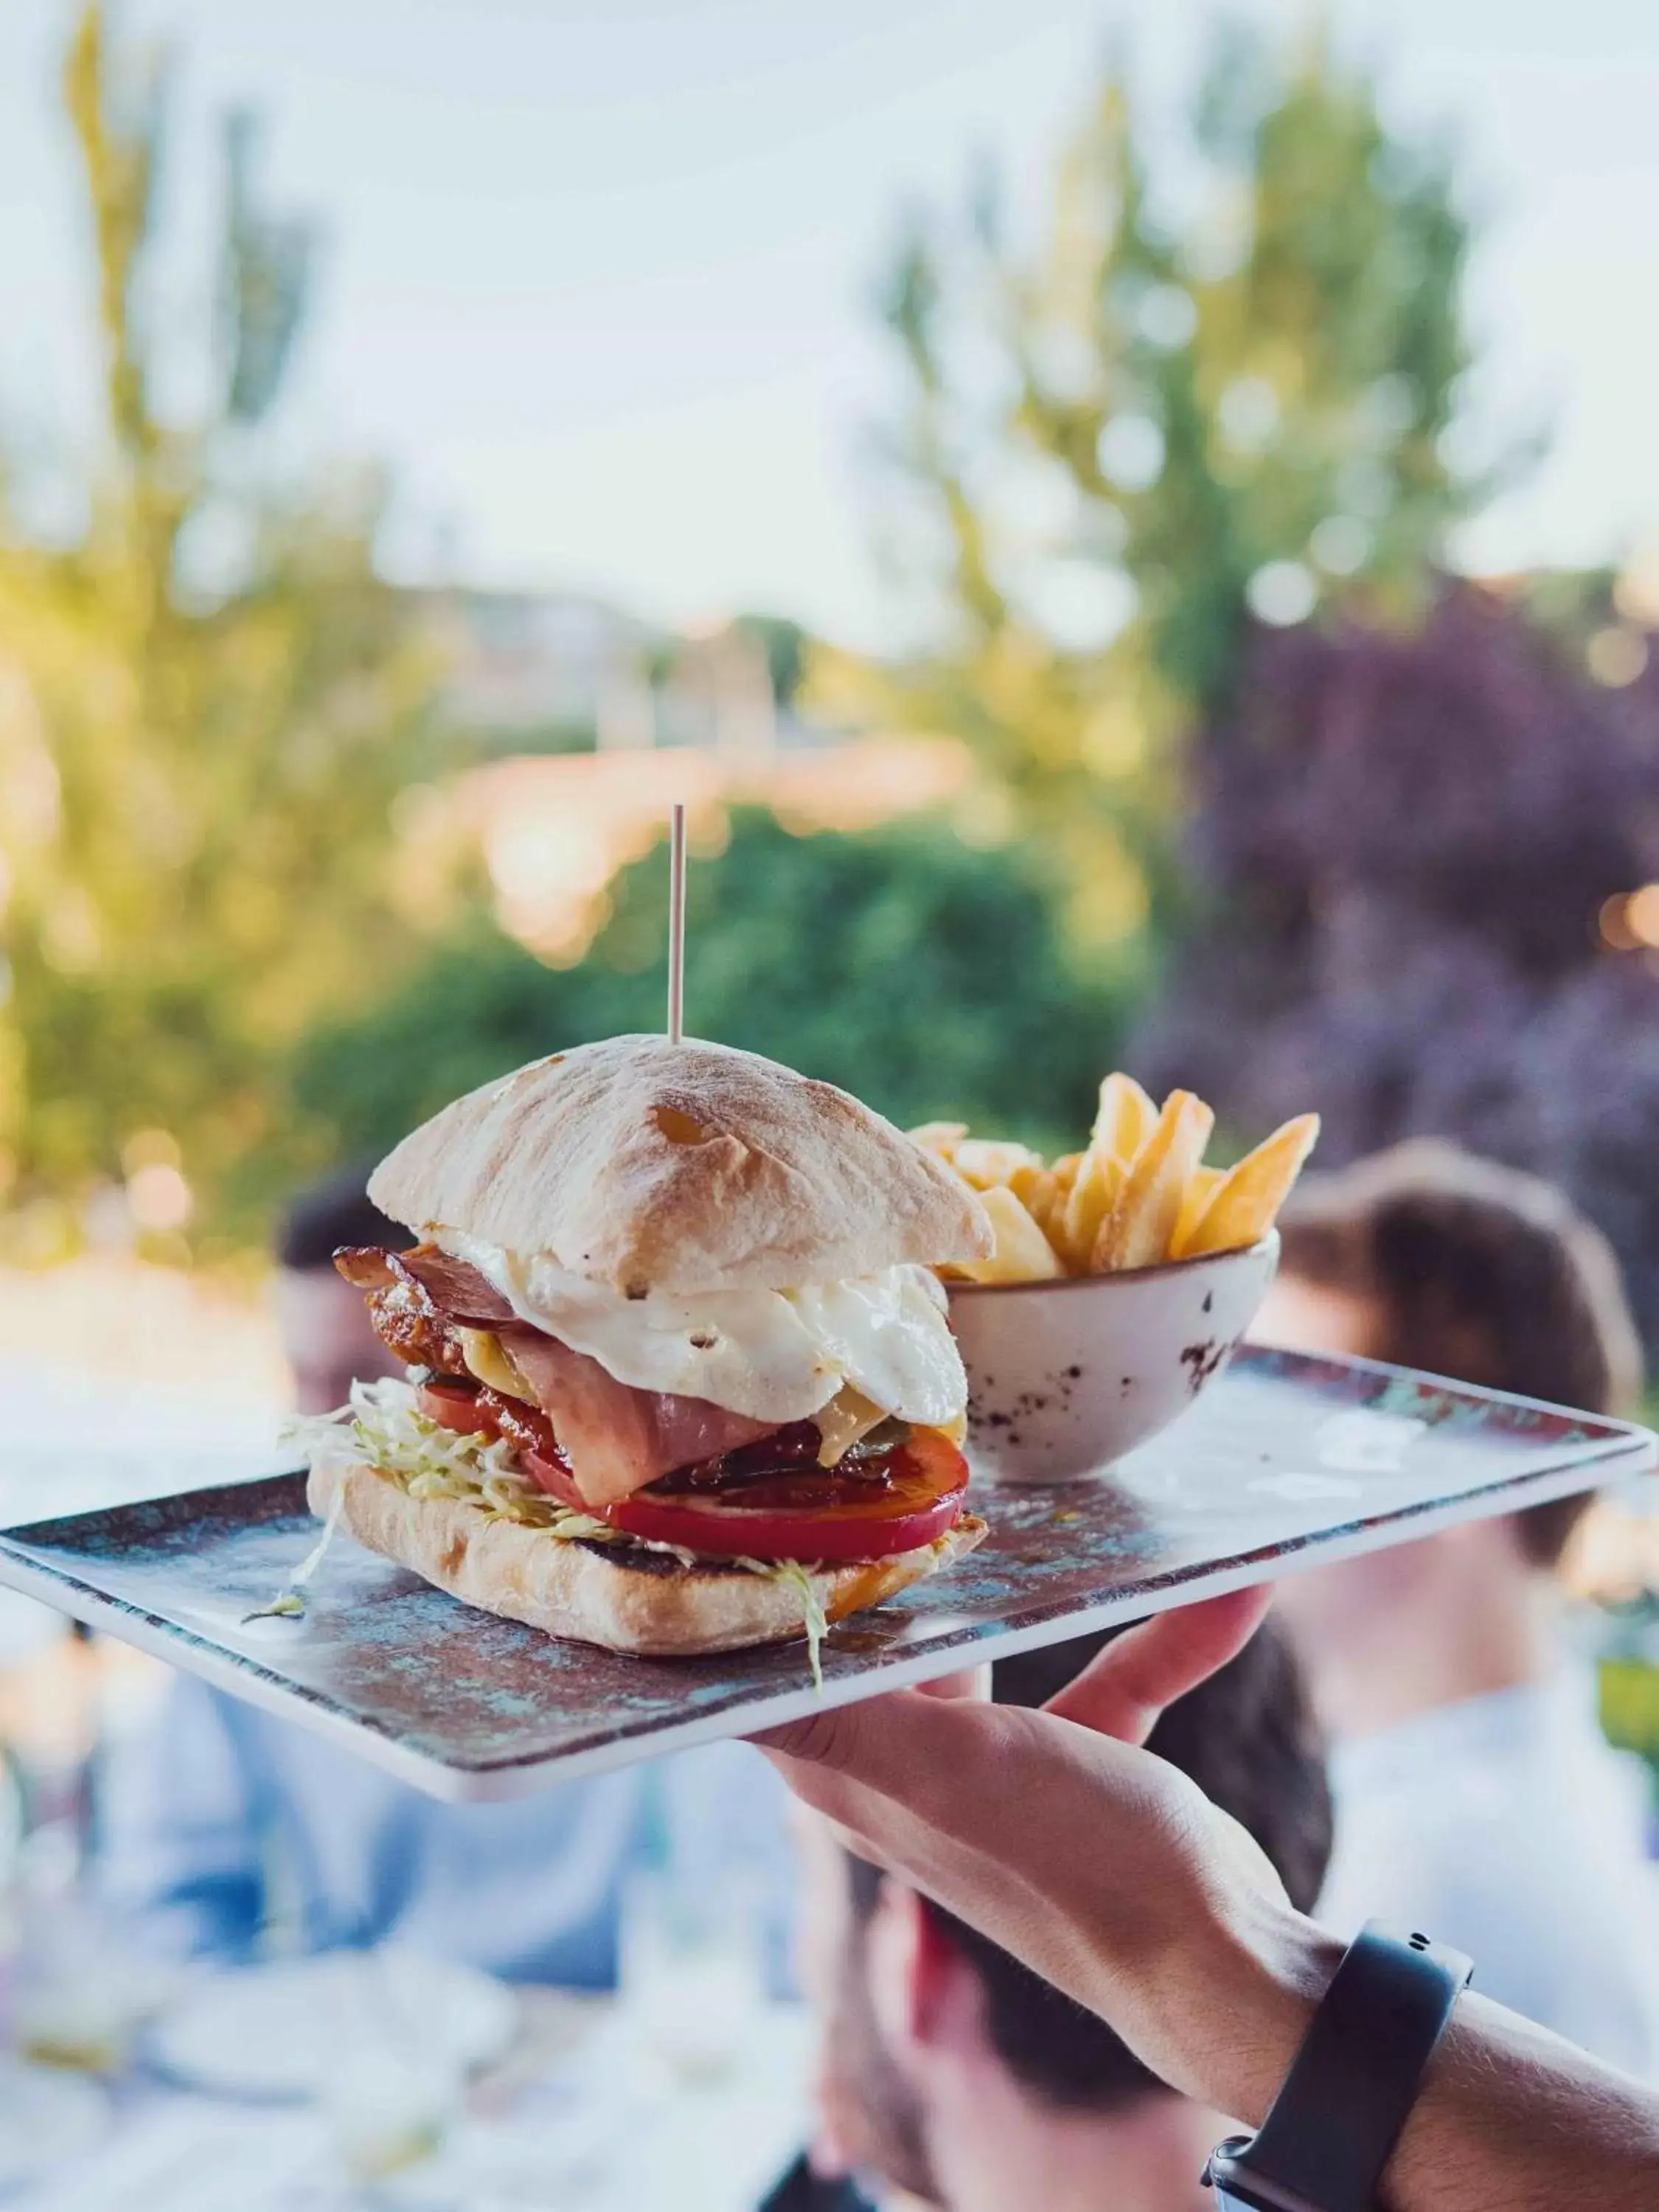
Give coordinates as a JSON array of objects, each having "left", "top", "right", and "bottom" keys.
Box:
[{"left": 667, "top": 802, "right": 686, "bottom": 1045}]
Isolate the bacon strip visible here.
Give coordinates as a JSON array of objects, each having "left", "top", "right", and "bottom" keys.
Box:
[
  {"left": 335, "top": 1246, "right": 397, "bottom": 1290},
  {"left": 336, "top": 1244, "right": 779, "bottom": 1508},
  {"left": 335, "top": 1244, "right": 515, "bottom": 1326},
  {"left": 364, "top": 1281, "right": 469, "bottom": 1377},
  {"left": 391, "top": 1248, "right": 516, "bottom": 1326},
  {"left": 496, "top": 1327, "right": 777, "bottom": 1509}
]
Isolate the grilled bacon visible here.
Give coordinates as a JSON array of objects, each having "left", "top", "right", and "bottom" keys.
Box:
[
  {"left": 335, "top": 1244, "right": 513, "bottom": 1326},
  {"left": 491, "top": 1325, "right": 776, "bottom": 1509},
  {"left": 364, "top": 1280, "right": 470, "bottom": 1377},
  {"left": 338, "top": 1243, "right": 514, "bottom": 1379},
  {"left": 335, "top": 1242, "right": 782, "bottom": 1507}
]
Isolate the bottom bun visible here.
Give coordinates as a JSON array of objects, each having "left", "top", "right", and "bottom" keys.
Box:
[{"left": 308, "top": 1461, "right": 987, "bottom": 1658}]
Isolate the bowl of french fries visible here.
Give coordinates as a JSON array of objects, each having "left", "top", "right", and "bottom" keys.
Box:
[{"left": 918, "top": 1077, "right": 1319, "bottom": 1483}]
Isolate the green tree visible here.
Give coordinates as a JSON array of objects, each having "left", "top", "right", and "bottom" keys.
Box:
[
  {"left": 732, "top": 613, "right": 810, "bottom": 707},
  {"left": 0, "top": 5, "right": 451, "bottom": 1258},
  {"left": 819, "top": 18, "right": 1512, "bottom": 947},
  {"left": 293, "top": 808, "right": 1136, "bottom": 1164}
]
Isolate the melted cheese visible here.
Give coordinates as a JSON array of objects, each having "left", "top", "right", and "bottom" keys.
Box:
[
  {"left": 457, "top": 1328, "right": 535, "bottom": 1404},
  {"left": 813, "top": 1385, "right": 889, "bottom": 1467}
]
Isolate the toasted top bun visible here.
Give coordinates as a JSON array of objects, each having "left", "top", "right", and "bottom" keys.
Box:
[{"left": 369, "top": 1034, "right": 992, "bottom": 1295}]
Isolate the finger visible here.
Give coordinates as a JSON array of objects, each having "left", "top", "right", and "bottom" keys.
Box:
[
  {"left": 751, "top": 1668, "right": 978, "bottom": 1767},
  {"left": 750, "top": 1692, "right": 897, "bottom": 1782},
  {"left": 751, "top": 1684, "right": 995, "bottom": 1833},
  {"left": 914, "top": 1662, "right": 991, "bottom": 1704},
  {"left": 1043, "top": 1584, "right": 1272, "bottom": 1745}
]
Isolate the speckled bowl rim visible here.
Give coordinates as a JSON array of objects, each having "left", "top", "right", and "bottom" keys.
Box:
[{"left": 944, "top": 1228, "right": 1278, "bottom": 1296}]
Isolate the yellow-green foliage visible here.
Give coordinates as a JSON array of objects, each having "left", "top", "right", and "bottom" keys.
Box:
[
  {"left": 0, "top": 6, "right": 454, "bottom": 1258},
  {"left": 818, "top": 19, "right": 1498, "bottom": 955}
]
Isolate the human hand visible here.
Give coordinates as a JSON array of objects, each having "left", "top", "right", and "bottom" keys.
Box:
[{"left": 756, "top": 1587, "right": 1337, "bottom": 2121}]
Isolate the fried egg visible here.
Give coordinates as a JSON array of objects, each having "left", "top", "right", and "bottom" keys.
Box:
[{"left": 435, "top": 1230, "right": 967, "bottom": 1429}]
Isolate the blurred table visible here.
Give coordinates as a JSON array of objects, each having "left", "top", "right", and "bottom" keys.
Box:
[
  {"left": 0, "top": 1360, "right": 284, "bottom": 1527},
  {"left": 0, "top": 1357, "right": 286, "bottom": 1675},
  {"left": 0, "top": 1360, "right": 813, "bottom": 2208},
  {"left": 4, "top": 1991, "right": 813, "bottom": 2211}
]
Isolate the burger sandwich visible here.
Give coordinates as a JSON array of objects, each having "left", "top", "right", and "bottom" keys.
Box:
[{"left": 299, "top": 1037, "right": 993, "bottom": 1666}]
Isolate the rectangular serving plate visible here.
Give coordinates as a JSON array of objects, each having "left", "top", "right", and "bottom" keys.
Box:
[{"left": 0, "top": 1346, "right": 1649, "bottom": 1802}]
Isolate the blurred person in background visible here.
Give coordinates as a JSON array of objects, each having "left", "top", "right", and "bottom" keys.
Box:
[
  {"left": 765, "top": 1618, "right": 1329, "bottom": 2212},
  {"left": 1253, "top": 1138, "right": 1659, "bottom": 2077},
  {"left": 96, "top": 1172, "right": 793, "bottom": 1984},
  {"left": 271, "top": 1168, "right": 406, "bottom": 1413}
]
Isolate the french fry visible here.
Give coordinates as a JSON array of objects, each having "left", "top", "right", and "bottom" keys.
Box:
[
  {"left": 953, "top": 1184, "right": 1065, "bottom": 1283},
  {"left": 1090, "top": 1071, "right": 1157, "bottom": 1164},
  {"left": 1060, "top": 1146, "right": 1123, "bottom": 1272},
  {"left": 930, "top": 1065, "right": 1316, "bottom": 1286},
  {"left": 911, "top": 1121, "right": 968, "bottom": 1161},
  {"left": 953, "top": 1138, "right": 1045, "bottom": 1190},
  {"left": 1180, "top": 1113, "right": 1321, "bottom": 1257},
  {"left": 1046, "top": 1152, "right": 1085, "bottom": 1264},
  {"left": 1008, "top": 1162, "right": 1060, "bottom": 1242},
  {"left": 1169, "top": 1164, "right": 1225, "bottom": 1259},
  {"left": 1095, "top": 1091, "right": 1214, "bottom": 1270}
]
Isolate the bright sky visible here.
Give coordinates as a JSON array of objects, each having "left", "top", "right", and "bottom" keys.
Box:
[{"left": 1, "top": 0, "right": 1655, "bottom": 647}]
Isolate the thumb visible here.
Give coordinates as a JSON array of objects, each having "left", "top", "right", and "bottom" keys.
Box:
[
  {"left": 752, "top": 1682, "right": 1000, "bottom": 1833},
  {"left": 914, "top": 1662, "right": 992, "bottom": 1705},
  {"left": 752, "top": 1657, "right": 987, "bottom": 1770},
  {"left": 751, "top": 1700, "right": 866, "bottom": 1773}
]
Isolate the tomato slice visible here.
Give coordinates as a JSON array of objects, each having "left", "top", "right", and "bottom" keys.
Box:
[
  {"left": 417, "top": 1379, "right": 570, "bottom": 1472},
  {"left": 607, "top": 1430, "right": 969, "bottom": 1562},
  {"left": 417, "top": 1378, "right": 492, "bottom": 1434},
  {"left": 490, "top": 1397, "right": 569, "bottom": 1480},
  {"left": 414, "top": 1373, "right": 967, "bottom": 1564}
]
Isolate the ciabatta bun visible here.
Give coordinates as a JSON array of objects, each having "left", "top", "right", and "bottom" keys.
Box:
[
  {"left": 309, "top": 1460, "right": 987, "bottom": 1658},
  {"left": 368, "top": 1035, "right": 991, "bottom": 1295}
]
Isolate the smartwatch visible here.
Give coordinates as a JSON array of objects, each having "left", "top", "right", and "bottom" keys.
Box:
[{"left": 1203, "top": 1921, "right": 1473, "bottom": 2212}]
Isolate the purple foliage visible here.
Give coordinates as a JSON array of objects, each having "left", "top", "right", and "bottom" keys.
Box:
[{"left": 1136, "top": 585, "right": 1659, "bottom": 1346}]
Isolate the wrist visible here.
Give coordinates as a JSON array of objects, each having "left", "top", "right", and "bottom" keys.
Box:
[{"left": 1164, "top": 1899, "right": 1343, "bottom": 2122}]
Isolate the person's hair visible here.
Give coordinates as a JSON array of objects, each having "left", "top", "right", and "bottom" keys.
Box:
[
  {"left": 1276, "top": 1138, "right": 1643, "bottom": 1566},
  {"left": 276, "top": 1166, "right": 402, "bottom": 1272},
  {"left": 846, "top": 1618, "right": 1330, "bottom": 2115}
]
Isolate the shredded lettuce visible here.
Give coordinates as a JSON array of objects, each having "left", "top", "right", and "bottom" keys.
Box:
[
  {"left": 243, "top": 1447, "right": 351, "bottom": 1623},
  {"left": 283, "top": 1380, "right": 635, "bottom": 1544},
  {"left": 291, "top": 1475, "right": 348, "bottom": 1585},
  {"left": 768, "top": 1557, "right": 829, "bottom": 1692},
  {"left": 285, "top": 1376, "right": 521, "bottom": 1492},
  {"left": 279, "top": 1377, "right": 835, "bottom": 1686},
  {"left": 241, "top": 1590, "right": 306, "bottom": 1624}
]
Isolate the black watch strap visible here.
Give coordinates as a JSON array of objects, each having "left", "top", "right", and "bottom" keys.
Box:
[{"left": 1205, "top": 1921, "right": 1473, "bottom": 2212}]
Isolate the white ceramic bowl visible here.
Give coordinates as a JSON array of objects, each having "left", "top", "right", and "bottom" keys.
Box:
[{"left": 947, "top": 1232, "right": 1279, "bottom": 1483}]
